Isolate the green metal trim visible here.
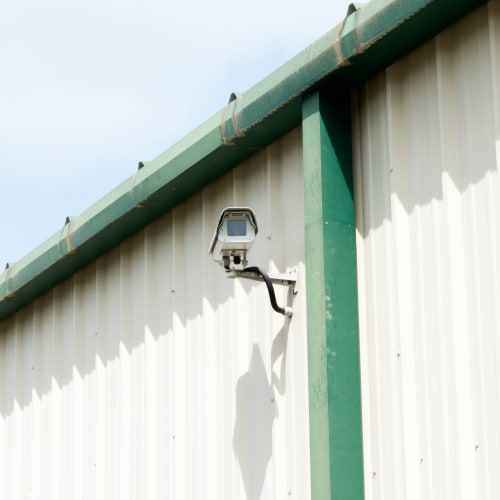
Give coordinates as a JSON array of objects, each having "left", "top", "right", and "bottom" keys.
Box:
[
  {"left": 302, "top": 91, "right": 364, "bottom": 499},
  {"left": 0, "top": 0, "right": 487, "bottom": 320}
]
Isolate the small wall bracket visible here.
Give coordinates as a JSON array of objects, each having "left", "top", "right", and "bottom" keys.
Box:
[
  {"left": 226, "top": 267, "right": 298, "bottom": 317},
  {"left": 227, "top": 268, "right": 298, "bottom": 293}
]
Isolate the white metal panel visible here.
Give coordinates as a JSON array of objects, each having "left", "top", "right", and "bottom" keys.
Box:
[
  {"left": 0, "top": 127, "right": 309, "bottom": 500},
  {"left": 354, "top": 3, "right": 500, "bottom": 499}
]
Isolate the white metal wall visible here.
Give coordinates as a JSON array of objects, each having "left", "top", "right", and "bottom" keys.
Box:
[
  {"left": 353, "top": 2, "right": 500, "bottom": 499},
  {"left": 0, "top": 128, "right": 309, "bottom": 500}
]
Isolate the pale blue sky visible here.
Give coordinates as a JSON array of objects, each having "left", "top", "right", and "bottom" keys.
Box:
[{"left": 0, "top": 0, "right": 349, "bottom": 265}]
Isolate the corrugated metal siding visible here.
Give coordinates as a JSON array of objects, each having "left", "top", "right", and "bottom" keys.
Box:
[
  {"left": 0, "top": 128, "right": 309, "bottom": 500},
  {"left": 353, "top": 3, "right": 500, "bottom": 499}
]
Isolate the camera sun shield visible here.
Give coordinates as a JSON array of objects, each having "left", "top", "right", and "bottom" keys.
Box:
[{"left": 208, "top": 207, "right": 258, "bottom": 271}]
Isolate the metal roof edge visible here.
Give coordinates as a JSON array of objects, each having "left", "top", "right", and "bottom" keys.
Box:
[{"left": 0, "top": 0, "right": 488, "bottom": 321}]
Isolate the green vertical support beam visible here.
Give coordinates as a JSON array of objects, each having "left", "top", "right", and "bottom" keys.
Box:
[{"left": 302, "top": 91, "right": 364, "bottom": 499}]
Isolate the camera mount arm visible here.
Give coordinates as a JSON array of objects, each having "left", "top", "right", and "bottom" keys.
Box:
[{"left": 227, "top": 267, "right": 297, "bottom": 317}]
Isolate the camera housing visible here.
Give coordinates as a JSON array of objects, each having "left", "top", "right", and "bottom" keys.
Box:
[{"left": 208, "top": 207, "right": 258, "bottom": 270}]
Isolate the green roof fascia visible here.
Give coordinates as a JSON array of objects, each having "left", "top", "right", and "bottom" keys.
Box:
[
  {"left": 336, "top": 0, "right": 487, "bottom": 84},
  {"left": 0, "top": 0, "right": 488, "bottom": 321}
]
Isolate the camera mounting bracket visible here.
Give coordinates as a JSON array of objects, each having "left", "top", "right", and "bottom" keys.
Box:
[{"left": 227, "top": 268, "right": 298, "bottom": 295}]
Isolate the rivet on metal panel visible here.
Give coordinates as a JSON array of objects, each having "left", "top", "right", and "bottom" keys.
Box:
[
  {"left": 420, "top": 457, "right": 424, "bottom": 464},
  {"left": 475, "top": 443, "right": 479, "bottom": 451}
]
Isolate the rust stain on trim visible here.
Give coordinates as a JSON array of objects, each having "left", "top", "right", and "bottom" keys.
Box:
[
  {"left": 59, "top": 216, "right": 75, "bottom": 255},
  {"left": 221, "top": 94, "right": 241, "bottom": 145}
]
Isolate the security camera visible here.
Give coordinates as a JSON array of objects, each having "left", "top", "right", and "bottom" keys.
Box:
[
  {"left": 208, "top": 207, "right": 258, "bottom": 271},
  {"left": 209, "top": 206, "right": 297, "bottom": 317}
]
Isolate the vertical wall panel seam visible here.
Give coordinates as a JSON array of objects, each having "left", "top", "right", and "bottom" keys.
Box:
[{"left": 486, "top": 7, "right": 500, "bottom": 489}]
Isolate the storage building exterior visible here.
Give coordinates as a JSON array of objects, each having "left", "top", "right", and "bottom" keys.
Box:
[{"left": 1, "top": 0, "right": 498, "bottom": 499}]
